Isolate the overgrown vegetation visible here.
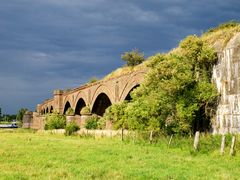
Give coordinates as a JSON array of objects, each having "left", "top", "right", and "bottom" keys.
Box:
[
  {"left": 103, "top": 34, "right": 221, "bottom": 135},
  {"left": 65, "top": 121, "right": 80, "bottom": 136},
  {"left": 207, "top": 20, "right": 240, "bottom": 33},
  {"left": 65, "top": 107, "right": 74, "bottom": 116},
  {"left": 202, "top": 20, "right": 240, "bottom": 50},
  {"left": 101, "top": 102, "right": 128, "bottom": 130},
  {"left": 80, "top": 106, "right": 91, "bottom": 115},
  {"left": 85, "top": 114, "right": 100, "bottom": 129},
  {"left": 44, "top": 112, "right": 66, "bottom": 130}
]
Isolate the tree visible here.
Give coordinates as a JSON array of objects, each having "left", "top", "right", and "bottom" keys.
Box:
[
  {"left": 125, "top": 35, "right": 218, "bottom": 135},
  {"left": 107, "top": 35, "right": 218, "bottom": 135},
  {"left": 16, "top": 108, "right": 28, "bottom": 122},
  {"left": 121, "top": 49, "right": 145, "bottom": 66}
]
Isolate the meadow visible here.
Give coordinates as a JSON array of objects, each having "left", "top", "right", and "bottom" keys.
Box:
[{"left": 0, "top": 129, "right": 240, "bottom": 180}]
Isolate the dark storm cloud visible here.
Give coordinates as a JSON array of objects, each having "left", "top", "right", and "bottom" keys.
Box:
[{"left": 0, "top": 0, "right": 239, "bottom": 114}]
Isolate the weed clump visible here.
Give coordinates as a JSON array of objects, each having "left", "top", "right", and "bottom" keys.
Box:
[{"left": 65, "top": 121, "right": 80, "bottom": 136}]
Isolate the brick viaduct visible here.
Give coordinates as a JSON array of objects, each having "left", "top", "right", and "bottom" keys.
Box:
[
  {"left": 25, "top": 70, "right": 146, "bottom": 129},
  {"left": 38, "top": 70, "right": 145, "bottom": 116}
]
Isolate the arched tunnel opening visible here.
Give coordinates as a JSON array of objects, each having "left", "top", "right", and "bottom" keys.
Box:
[
  {"left": 192, "top": 106, "right": 211, "bottom": 133},
  {"left": 75, "top": 98, "right": 86, "bottom": 115},
  {"left": 63, "top": 101, "right": 71, "bottom": 115},
  {"left": 125, "top": 85, "right": 140, "bottom": 101},
  {"left": 92, "top": 93, "right": 112, "bottom": 116}
]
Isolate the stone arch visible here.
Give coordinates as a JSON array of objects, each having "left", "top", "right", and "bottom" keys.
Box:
[
  {"left": 91, "top": 93, "right": 112, "bottom": 116},
  {"left": 73, "top": 91, "right": 88, "bottom": 108},
  {"left": 75, "top": 98, "right": 87, "bottom": 115},
  {"left": 125, "top": 84, "right": 140, "bottom": 101},
  {"left": 62, "top": 96, "right": 74, "bottom": 114},
  {"left": 90, "top": 85, "right": 114, "bottom": 109},
  {"left": 46, "top": 107, "right": 49, "bottom": 114},
  {"left": 63, "top": 101, "right": 71, "bottom": 115},
  {"left": 119, "top": 72, "right": 144, "bottom": 101}
]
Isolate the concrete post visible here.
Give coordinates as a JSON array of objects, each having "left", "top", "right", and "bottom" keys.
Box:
[
  {"left": 220, "top": 135, "right": 226, "bottom": 155},
  {"left": 194, "top": 131, "right": 200, "bottom": 150}
]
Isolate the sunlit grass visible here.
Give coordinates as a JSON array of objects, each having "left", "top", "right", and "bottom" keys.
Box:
[{"left": 0, "top": 129, "right": 240, "bottom": 179}]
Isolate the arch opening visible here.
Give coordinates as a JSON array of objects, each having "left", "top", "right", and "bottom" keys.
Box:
[
  {"left": 50, "top": 106, "right": 53, "bottom": 113},
  {"left": 46, "top": 107, "right": 49, "bottom": 114},
  {"left": 63, "top": 101, "right": 71, "bottom": 115},
  {"left": 192, "top": 106, "right": 211, "bottom": 133},
  {"left": 92, "top": 93, "right": 112, "bottom": 116},
  {"left": 75, "top": 98, "right": 86, "bottom": 115},
  {"left": 124, "top": 84, "right": 140, "bottom": 101}
]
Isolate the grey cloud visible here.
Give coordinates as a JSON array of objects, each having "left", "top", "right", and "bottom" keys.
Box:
[{"left": 0, "top": 0, "right": 239, "bottom": 114}]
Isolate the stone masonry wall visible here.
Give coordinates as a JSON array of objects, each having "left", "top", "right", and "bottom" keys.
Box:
[{"left": 212, "top": 33, "right": 240, "bottom": 134}]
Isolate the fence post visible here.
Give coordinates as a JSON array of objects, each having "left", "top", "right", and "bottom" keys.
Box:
[
  {"left": 168, "top": 134, "right": 173, "bottom": 148},
  {"left": 230, "top": 135, "right": 236, "bottom": 156},
  {"left": 220, "top": 134, "right": 225, "bottom": 155},
  {"left": 193, "top": 131, "right": 200, "bottom": 150},
  {"left": 149, "top": 130, "right": 153, "bottom": 143},
  {"left": 121, "top": 128, "right": 124, "bottom": 141}
]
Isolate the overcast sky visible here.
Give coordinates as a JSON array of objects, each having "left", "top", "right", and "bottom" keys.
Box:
[{"left": 0, "top": 0, "right": 239, "bottom": 114}]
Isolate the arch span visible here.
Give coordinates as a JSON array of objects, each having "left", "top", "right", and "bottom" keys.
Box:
[
  {"left": 120, "top": 81, "right": 140, "bottom": 101},
  {"left": 119, "top": 72, "right": 144, "bottom": 101},
  {"left": 50, "top": 106, "right": 53, "bottom": 113},
  {"left": 124, "top": 84, "right": 140, "bottom": 101},
  {"left": 73, "top": 91, "right": 88, "bottom": 108},
  {"left": 63, "top": 101, "right": 71, "bottom": 115},
  {"left": 75, "top": 98, "right": 86, "bottom": 115},
  {"left": 92, "top": 93, "right": 112, "bottom": 116},
  {"left": 91, "top": 85, "right": 114, "bottom": 107},
  {"left": 46, "top": 107, "right": 49, "bottom": 114}
]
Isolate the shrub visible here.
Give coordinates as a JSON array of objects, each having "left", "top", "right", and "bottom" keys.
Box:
[
  {"left": 85, "top": 114, "right": 100, "bottom": 129},
  {"left": 88, "top": 77, "right": 98, "bottom": 84},
  {"left": 80, "top": 106, "right": 91, "bottom": 115},
  {"left": 66, "top": 107, "right": 74, "bottom": 116},
  {"left": 44, "top": 112, "right": 66, "bottom": 130},
  {"left": 98, "top": 117, "right": 107, "bottom": 130},
  {"left": 65, "top": 121, "right": 80, "bottom": 136},
  {"left": 102, "top": 102, "right": 128, "bottom": 130},
  {"left": 121, "top": 49, "right": 145, "bottom": 66}
]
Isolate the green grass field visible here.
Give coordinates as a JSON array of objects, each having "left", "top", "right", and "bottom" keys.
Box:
[{"left": 0, "top": 129, "right": 240, "bottom": 180}]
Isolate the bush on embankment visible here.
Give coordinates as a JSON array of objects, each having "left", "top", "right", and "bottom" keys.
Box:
[
  {"left": 44, "top": 112, "right": 66, "bottom": 130},
  {"left": 85, "top": 114, "right": 100, "bottom": 130},
  {"left": 65, "top": 121, "right": 80, "bottom": 136}
]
